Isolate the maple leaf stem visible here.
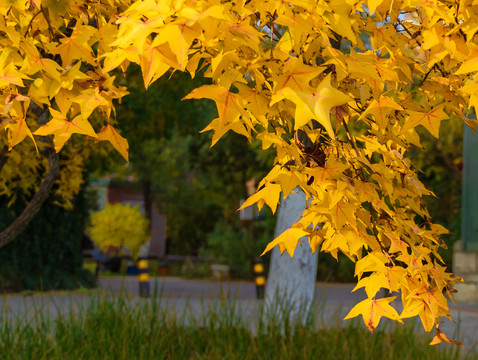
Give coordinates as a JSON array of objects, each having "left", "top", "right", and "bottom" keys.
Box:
[
  {"left": 342, "top": 119, "right": 359, "bottom": 154},
  {"left": 418, "top": 65, "right": 437, "bottom": 87},
  {"left": 395, "top": 20, "right": 421, "bottom": 47},
  {"left": 369, "top": 208, "right": 388, "bottom": 252},
  {"left": 341, "top": 118, "right": 368, "bottom": 180},
  {"left": 40, "top": 6, "right": 55, "bottom": 40},
  {"left": 24, "top": 10, "right": 43, "bottom": 37},
  {"left": 268, "top": 12, "right": 276, "bottom": 58}
]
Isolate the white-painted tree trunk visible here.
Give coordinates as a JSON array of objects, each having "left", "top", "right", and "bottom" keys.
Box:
[{"left": 264, "top": 189, "right": 318, "bottom": 322}]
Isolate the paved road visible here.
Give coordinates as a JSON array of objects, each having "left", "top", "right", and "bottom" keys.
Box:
[
  {"left": 98, "top": 276, "right": 367, "bottom": 302},
  {"left": 2, "top": 276, "right": 477, "bottom": 349}
]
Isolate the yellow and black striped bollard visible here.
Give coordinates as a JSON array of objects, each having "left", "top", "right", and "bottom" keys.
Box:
[
  {"left": 137, "top": 258, "right": 150, "bottom": 298},
  {"left": 253, "top": 258, "right": 266, "bottom": 299}
]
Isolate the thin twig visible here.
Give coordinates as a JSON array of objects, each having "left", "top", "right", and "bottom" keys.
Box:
[{"left": 24, "top": 11, "right": 43, "bottom": 37}]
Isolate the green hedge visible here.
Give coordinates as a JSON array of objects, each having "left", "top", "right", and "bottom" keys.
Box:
[{"left": 0, "top": 188, "right": 96, "bottom": 292}]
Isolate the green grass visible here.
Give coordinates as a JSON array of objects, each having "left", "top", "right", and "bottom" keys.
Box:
[{"left": 0, "top": 290, "right": 476, "bottom": 360}]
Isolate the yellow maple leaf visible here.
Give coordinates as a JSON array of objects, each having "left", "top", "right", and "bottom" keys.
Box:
[
  {"left": 331, "top": 200, "right": 357, "bottom": 229},
  {"left": 271, "top": 59, "right": 325, "bottom": 102},
  {"left": 43, "top": 0, "right": 71, "bottom": 27},
  {"left": 113, "top": 7, "right": 166, "bottom": 54},
  {"left": 429, "top": 325, "right": 462, "bottom": 346},
  {"left": 184, "top": 85, "right": 249, "bottom": 141},
  {"left": 352, "top": 272, "right": 391, "bottom": 298},
  {"left": 140, "top": 42, "right": 174, "bottom": 88},
  {"left": 96, "top": 124, "right": 129, "bottom": 162},
  {"left": 306, "top": 157, "right": 349, "bottom": 184},
  {"left": 3, "top": 117, "right": 37, "bottom": 150},
  {"left": 53, "top": 25, "right": 96, "bottom": 66},
  {"left": 344, "top": 297, "right": 402, "bottom": 332},
  {"left": 153, "top": 24, "right": 200, "bottom": 70},
  {"left": 239, "top": 183, "right": 282, "bottom": 214},
  {"left": 0, "top": 52, "right": 27, "bottom": 87},
  {"left": 261, "top": 227, "right": 309, "bottom": 257},
  {"left": 275, "top": 74, "right": 351, "bottom": 138},
  {"left": 454, "top": 44, "right": 478, "bottom": 75},
  {"left": 402, "top": 103, "right": 449, "bottom": 138},
  {"left": 359, "top": 96, "right": 403, "bottom": 130},
  {"left": 72, "top": 89, "right": 109, "bottom": 119},
  {"left": 34, "top": 109, "right": 97, "bottom": 152},
  {"left": 401, "top": 297, "right": 435, "bottom": 332},
  {"left": 275, "top": 172, "right": 307, "bottom": 200}
]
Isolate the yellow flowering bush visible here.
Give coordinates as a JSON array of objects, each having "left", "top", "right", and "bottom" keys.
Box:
[{"left": 87, "top": 203, "right": 150, "bottom": 259}]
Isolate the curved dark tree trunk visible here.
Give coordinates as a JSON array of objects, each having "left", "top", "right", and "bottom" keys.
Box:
[{"left": 0, "top": 108, "right": 59, "bottom": 249}]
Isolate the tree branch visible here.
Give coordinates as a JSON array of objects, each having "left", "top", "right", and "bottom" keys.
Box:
[
  {"left": 0, "top": 108, "right": 59, "bottom": 249},
  {"left": 0, "top": 147, "right": 59, "bottom": 249}
]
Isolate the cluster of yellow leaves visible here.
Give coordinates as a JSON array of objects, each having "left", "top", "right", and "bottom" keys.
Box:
[
  {"left": 0, "top": 135, "right": 89, "bottom": 209},
  {"left": 1, "top": 0, "right": 477, "bottom": 344},
  {"left": 0, "top": 0, "right": 130, "bottom": 160},
  {"left": 87, "top": 202, "right": 150, "bottom": 259}
]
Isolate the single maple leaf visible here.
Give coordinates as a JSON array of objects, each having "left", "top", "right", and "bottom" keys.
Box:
[
  {"left": 454, "top": 45, "right": 478, "bottom": 74},
  {"left": 34, "top": 109, "right": 97, "bottom": 152},
  {"left": 0, "top": 52, "right": 27, "bottom": 87},
  {"left": 402, "top": 103, "right": 449, "bottom": 138},
  {"left": 261, "top": 227, "right": 309, "bottom": 258},
  {"left": 275, "top": 172, "right": 306, "bottom": 200},
  {"left": 96, "top": 124, "right": 129, "bottom": 162},
  {"left": 430, "top": 324, "right": 462, "bottom": 346},
  {"left": 3, "top": 117, "right": 37, "bottom": 150},
  {"left": 295, "top": 75, "right": 351, "bottom": 137},
  {"left": 53, "top": 25, "right": 96, "bottom": 66},
  {"left": 239, "top": 183, "right": 281, "bottom": 214},
  {"left": 359, "top": 96, "right": 403, "bottom": 130},
  {"left": 344, "top": 297, "right": 402, "bottom": 332},
  {"left": 153, "top": 24, "right": 200, "bottom": 70},
  {"left": 184, "top": 85, "right": 249, "bottom": 136},
  {"left": 140, "top": 42, "right": 174, "bottom": 88}
]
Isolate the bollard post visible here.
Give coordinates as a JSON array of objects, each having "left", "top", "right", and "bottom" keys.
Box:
[
  {"left": 253, "top": 258, "right": 266, "bottom": 299},
  {"left": 137, "top": 258, "right": 150, "bottom": 298}
]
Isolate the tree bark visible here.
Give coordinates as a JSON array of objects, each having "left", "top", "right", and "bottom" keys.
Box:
[
  {"left": 265, "top": 188, "right": 318, "bottom": 322},
  {"left": 0, "top": 108, "right": 59, "bottom": 249},
  {"left": 0, "top": 148, "right": 59, "bottom": 249}
]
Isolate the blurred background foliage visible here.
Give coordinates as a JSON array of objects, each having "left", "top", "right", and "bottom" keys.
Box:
[{"left": 83, "top": 66, "right": 276, "bottom": 278}]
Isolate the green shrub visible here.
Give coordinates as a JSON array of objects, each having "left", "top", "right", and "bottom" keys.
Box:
[{"left": 200, "top": 215, "right": 275, "bottom": 279}]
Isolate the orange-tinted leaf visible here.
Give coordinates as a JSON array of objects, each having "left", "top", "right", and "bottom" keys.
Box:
[
  {"left": 261, "top": 227, "right": 309, "bottom": 257},
  {"left": 429, "top": 325, "right": 462, "bottom": 346},
  {"left": 344, "top": 297, "right": 402, "bottom": 332},
  {"left": 239, "top": 183, "right": 281, "bottom": 214},
  {"left": 96, "top": 124, "right": 129, "bottom": 161},
  {"left": 53, "top": 25, "right": 96, "bottom": 66},
  {"left": 3, "top": 117, "right": 37, "bottom": 150},
  {"left": 402, "top": 104, "right": 449, "bottom": 138},
  {"left": 34, "top": 109, "right": 97, "bottom": 152},
  {"left": 359, "top": 96, "right": 403, "bottom": 129}
]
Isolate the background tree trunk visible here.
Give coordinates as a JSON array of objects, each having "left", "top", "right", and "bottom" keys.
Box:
[{"left": 265, "top": 188, "right": 318, "bottom": 323}]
